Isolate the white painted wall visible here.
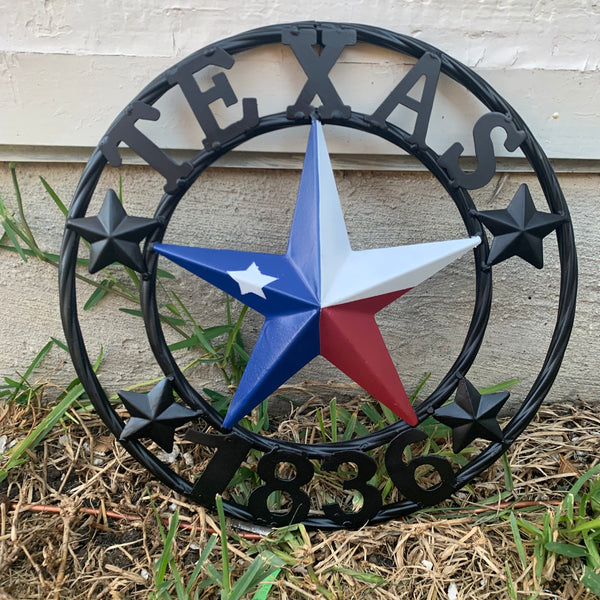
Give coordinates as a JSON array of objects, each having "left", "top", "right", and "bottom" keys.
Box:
[
  {"left": 0, "top": 1, "right": 597, "bottom": 408},
  {"left": 1, "top": 0, "right": 599, "bottom": 159}
]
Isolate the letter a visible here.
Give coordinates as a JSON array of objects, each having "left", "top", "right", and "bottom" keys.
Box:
[{"left": 368, "top": 53, "right": 441, "bottom": 149}]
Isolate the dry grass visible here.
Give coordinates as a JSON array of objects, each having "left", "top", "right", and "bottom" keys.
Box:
[{"left": 1, "top": 383, "right": 599, "bottom": 599}]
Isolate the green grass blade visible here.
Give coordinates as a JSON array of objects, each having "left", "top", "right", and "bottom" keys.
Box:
[
  {"left": 341, "top": 409, "right": 358, "bottom": 441},
  {"left": 329, "top": 566, "right": 386, "bottom": 586},
  {"left": 361, "top": 403, "right": 385, "bottom": 428},
  {"left": 231, "top": 342, "right": 250, "bottom": 363},
  {"left": 204, "top": 325, "right": 233, "bottom": 339},
  {"left": 509, "top": 513, "right": 528, "bottom": 568},
  {"left": 83, "top": 282, "right": 111, "bottom": 310},
  {"left": 154, "top": 511, "right": 180, "bottom": 586},
  {"left": 203, "top": 563, "right": 223, "bottom": 588},
  {"left": 582, "top": 567, "right": 600, "bottom": 596},
  {"left": 171, "top": 560, "right": 187, "bottom": 600},
  {"left": 0, "top": 245, "right": 97, "bottom": 274},
  {"left": 409, "top": 372, "right": 431, "bottom": 402},
  {"left": 341, "top": 407, "right": 369, "bottom": 438},
  {"left": 150, "top": 498, "right": 167, "bottom": 542},
  {"left": 561, "top": 492, "right": 575, "bottom": 528},
  {"left": 50, "top": 337, "right": 69, "bottom": 353},
  {"left": 502, "top": 453, "right": 515, "bottom": 493},
  {"left": 227, "top": 558, "right": 272, "bottom": 600},
  {"left": 516, "top": 518, "right": 542, "bottom": 538},
  {"left": 193, "top": 325, "right": 219, "bottom": 356},
  {"left": 505, "top": 562, "right": 518, "bottom": 600},
  {"left": 10, "top": 163, "right": 39, "bottom": 254},
  {"left": 583, "top": 532, "right": 600, "bottom": 570},
  {"left": 330, "top": 398, "right": 338, "bottom": 443},
  {"left": 202, "top": 388, "right": 231, "bottom": 412},
  {"left": 479, "top": 379, "right": 519, "bottom": 394},
  {"left": 380, "top": 403, "right": 398, "bottom": 425},
  {"left": 0, "top": 349, "right": 101, "bottom": 482},
  {"left": 215, "top": 495, "right": 231, "bottom": 595},
  {"left": 545, "top": 542, "right": 587, "bottom": 558},
  {"left": 250, "top": 568, "right": 282, "bottom": 600},
  {"left": 590, "top": 478, "right": 600, "bottom": 514},
  {"left": 1, "top": 217, "right": 28, "bottom": 261},
  {"left": 419, "top": 416, "right": 452, "bottom": 438},
  {"left": 168, "top": 337, "right": 204, "bottom": 352},
  {"left": 185, "top": 534, "right": 218, "bottom": 594},
  {"left": 39, "top": 176, "right": 68, "bottom": 216},
  {"left": 571, "top": 517, "right": 600, "bottom": 533},
  {"left": 119, "top": 308, "right": 186, "bottom": 327},
  {"left": 1, "top": 379, "right": 87, "bottom": 480},
  {"left": 569, "top": 464, "right": 600, "bottom": 498},
  {"left": 316, "top": 409, "right": 327, "bottom": 442},
  {"left": 223, "top": 305, "right": 248, "bottom": 366},
  {"left": 156, "top": 267, "right": 175, "bottom": 279},
  {"left": 229, "top": 551, "right": 284, "bottom": 600},
  {"left": 123, "top": 266, "right": 141, "bottom": 291},
  {"left": 21, "top": 339, "right": 54, "bottom": 382},
  {"left": 171, "top": 290, "right": 197, "bottom": 325}
]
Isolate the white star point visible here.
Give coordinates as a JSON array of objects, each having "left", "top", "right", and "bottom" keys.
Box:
[{"left": 227, "top": 262, "right": 278, "bottom": 299}]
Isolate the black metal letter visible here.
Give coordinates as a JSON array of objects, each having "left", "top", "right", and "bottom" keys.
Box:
[
  {"left": 166, "top": 47, "right": 259, "bottom": 151},
  {"left": 368, "top": 52, "right": 441, "bottom": 149},
  {"left": 282, "top": 26, "right": 357, "bottom": 119},
  {"left": 99, "top": 102, "right": 194, "bottom": 194},
  {"left": 439, "top": 112, "right": 526, "bottom": 189}
]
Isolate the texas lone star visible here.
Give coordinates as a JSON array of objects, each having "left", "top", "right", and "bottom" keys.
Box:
[{"left": 153, "top": 120, "right": 481, "bottom": 428}]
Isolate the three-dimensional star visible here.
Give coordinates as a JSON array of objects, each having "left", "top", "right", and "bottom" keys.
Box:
[
  {"left": 474, "top": 183, "right": 566, "bottom": 269},
  {"left": 228, "top": 262, "right": 278, "bottom": 298},
  {"left": 118, "top": 378, "right": 201, "bottom": 453},
  {"left": 68, "top": 188, "right": 159, "bottom": 273},
  {"left": 153, "top": 120, "right": 481, "bottom": 429},
  {"left": 434, "top": 377, "right": 509, "bottom": 453}
]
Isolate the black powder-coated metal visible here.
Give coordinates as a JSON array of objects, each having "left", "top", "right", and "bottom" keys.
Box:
[
  {"left": 434, "top": 377, "right": 510, "bottom": 454},
  {"left": 59, "top": 22, "right": 577, "bottom": 529}
]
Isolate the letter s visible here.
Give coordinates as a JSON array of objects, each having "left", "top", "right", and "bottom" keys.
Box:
[{"left": 439, "top": 113, "right": 526, "bottom": 190}]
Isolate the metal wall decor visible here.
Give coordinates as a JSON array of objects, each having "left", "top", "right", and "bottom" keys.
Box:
[{"left": 59, "top": 22, "right": 577, "bottom": 530}]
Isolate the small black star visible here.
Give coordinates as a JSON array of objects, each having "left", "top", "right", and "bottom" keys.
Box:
[
  {"left": 434, "top": 378, "right": 509, "bottom": 453},
  {"left": 118, "top": 378, "right": 201, "bottom": 453},
  {"left": 474, "top": 183, "right": 566, "bottom": 269},
  {"left": 68, "top": 189, "right": 159, "bottom": 273}
]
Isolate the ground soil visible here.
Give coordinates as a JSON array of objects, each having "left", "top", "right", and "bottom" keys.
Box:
[{"left": 1, "top": 393, "right": 599, "bottom": 599}]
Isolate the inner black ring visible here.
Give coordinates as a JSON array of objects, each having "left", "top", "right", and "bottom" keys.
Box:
[{"left": 141, "top": 110, "right": 491, "bottom": 457}]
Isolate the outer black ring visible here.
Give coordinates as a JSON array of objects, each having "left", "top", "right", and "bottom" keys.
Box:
[{"left": 59, "top": 22, "right": 577, "bottom": 528}]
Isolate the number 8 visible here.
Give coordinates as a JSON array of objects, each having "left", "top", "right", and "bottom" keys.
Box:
[{"left": 248, "top": 449, "right": 314, "bottom": 525}]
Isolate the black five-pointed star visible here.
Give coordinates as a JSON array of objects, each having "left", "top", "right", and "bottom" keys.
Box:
[
  {"left": 434, "top": 378, "right": 509, "bottom": 453},
  {"left": 68, "top": 189, "right": 159, "bottom": 273},
  {"left": 118, "top": 378, "right": 201, "bottom": 453},
  {"left": 474, "top": 183, "right": 566, "bottom": 269}
]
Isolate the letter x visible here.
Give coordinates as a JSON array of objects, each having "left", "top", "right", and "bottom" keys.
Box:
[{"left": 282, "top": 27, "right": 356, "bottom": 119}]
